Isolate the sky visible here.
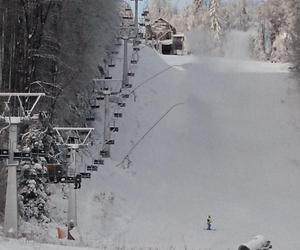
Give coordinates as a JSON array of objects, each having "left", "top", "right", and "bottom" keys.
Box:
[{"left": 129, "top": 0, "right": 194, "bottom": 13}]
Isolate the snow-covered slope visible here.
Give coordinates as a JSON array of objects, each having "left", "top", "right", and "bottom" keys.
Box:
[{"left": 74, "top": 43, "right": 300, "bottom": 250}]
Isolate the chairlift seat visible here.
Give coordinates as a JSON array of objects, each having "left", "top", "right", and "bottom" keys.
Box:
[
  {"left": 91, "top": 105, "right": 100, "bottom": 109},
  {"left": 106, "top": 140, "right": 115, "bottom": 145},
  {"left": 108, "top": 64, "right": 116, "bottom": 68},
  {"left": 111, "top": 51, "right": 119, "bottom": 55},
  {"left": 86, "top": 117, "right": 95, "bottom": 122},
  {"left": 110, "top": 127, "right": 119, "bottom": 132},
  {"left": 105, "top": 76, "right": 112, "bottom": 80},
  {"left": 94, "top": 159, "right": 104, "bottom": 165},
  {"left": 131, "top": 60, "right": 138, "bottom": 64},
  {"left": 118, "top": 103, "right": 126, "bottom": 107},
  {"left": 122, "top": 94, "right": 130, "bottom": 99},
  {"left": 13, "top": 152, "right": 31, "bottom": 160},
  {"left": 128, "top": 72, "right": 135, "bottom": 76},
  {"left": 97, "top": 96, "right": 105, "bottom": 100},
  {"left": 114, "top": 113, "right": 123, "bottom": 118},
  {"left": 0, "top": 149, "right": 9, "bottom": 159},
  {"left": 80, "top": 172, "right": 91, "bottom": 179},
  {"left": 124, "top": 84, "right": 133, "bottom": 88},
  {"left": 100, "top": 150, "right": 110, "bottom": 158},
  {"left": 133, "top": 47, "right": 140, "bottom": 51}
]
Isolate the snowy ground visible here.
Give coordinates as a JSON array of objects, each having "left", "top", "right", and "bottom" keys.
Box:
[
  {"left": 2, "top": 34, "right": 300, "bottom": 249},
  {"left": 75, "top": 38, "right": 300, "bottom": 250}
]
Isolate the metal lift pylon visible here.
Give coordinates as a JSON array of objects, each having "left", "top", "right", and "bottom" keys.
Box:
[
  {"left": 0, "top": 93, "right": 45, "bottom": 237},
  {"left": 53, "top": 127, "right": 94, "bottom": 240}
]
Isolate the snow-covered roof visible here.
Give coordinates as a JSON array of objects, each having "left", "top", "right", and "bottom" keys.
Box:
[
  {"left": 159, "top": 39, "right": 173, "bottom": 45},
  {"left": 173, "top": 33, "right": 185, "bottom": 38}
]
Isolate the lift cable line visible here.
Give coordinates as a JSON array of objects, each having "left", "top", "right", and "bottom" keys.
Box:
[
  {"left": 115, "top": 102, "right": 185, "bottom": 168},
  {"left": 129, "top": 64, "right": 183, "bottom": 96}
]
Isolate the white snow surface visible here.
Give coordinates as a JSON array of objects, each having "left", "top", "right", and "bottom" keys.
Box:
[
  {"left": 2, "top": 38, "right": 300, "bottom": 249},
  {"left": 76, "top": 44, "right": 300, "bottom": 250}
]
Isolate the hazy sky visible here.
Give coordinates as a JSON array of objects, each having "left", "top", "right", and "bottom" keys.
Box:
[{"left": 129, "top": 0, "right": 194, "bottom": 13}]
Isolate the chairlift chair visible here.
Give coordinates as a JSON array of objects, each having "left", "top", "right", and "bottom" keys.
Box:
[
  {"left": 124, "top": 83, "right": 133, "bottom": 88},
  {"left": 133, "top": 47, "right": 140, "bottom": 51},
  {"left": 13, "top": 152, "right": 31, "bottom": 161},
  {"left": 0, "top": 149, "right": 9, "bottom": 159},
  {"left": 60, "top": 176, "right": 75, "bottom": 183},
  {"left": 118, "top": 102, "right": 126, "bottom": 107},
  {"left": 125, "top": 7, "right": 131, "bottom": 11},
  {"left": 106, "top": 140, "right": 115, "bottom": 145},
  {"left": 91, "top": 104, "right": 100, "bottom": 109},
  {"left": 96, "top": 96, "right": 105, "bottom": 101},
  {"left": 123, "top": 16, "right": 133, "bottom": 20},
  {"left": 108, "top": 63, "right": 116, "bottom": 68},
  {"left": 105, "top": 76, "right": 112, "bottom": 80},
  {"left": 94, "top": 159, "right": 104, "bottom": 165},
  {"left": 128, "top": 72, "right": 135, "bottom": 76},
  {"left": 114, "top": 112, "right": 123, "bottom": 118},
  {"left": 100, "top": 150, "right": 110, "bottom": 158},
  {"left": 110, "top": 127, "right": 119, "bottom": 132},
  {"left": 80, "top": 172, "right": 91, "bottom": 179},
  {"left": 131, "top": 60, "right": 138, "bottom": 64},
  {"left": 122, "top": 94, "right": 130, "bottom": 99},
  {"left": 111, "top": 51, "right": 119, "bottom": 55},
  {"left": 86, "top": 115, "right": 95, "bottom": 122}
]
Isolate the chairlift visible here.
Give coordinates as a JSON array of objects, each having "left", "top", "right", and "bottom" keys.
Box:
[
  {"left": 133, "top": 47, "right": 140, "bottom": 51},
  {"left": 31, "top": 149, "right": 46, "bottom": 156},
  {"left": 0, "top": 149, "right": 9, "bottom": 159},
  {"left": 125, "top": 7, "right": 131, "bottom": 11},
  {"left": 86, "top": 115, "right": 95, "bottom": 122},
  {"left": 114, "top": 112, "right": 123, "bottom": 118},
  {"left": 144, "top": 10, "right": 149, "bottom": 15},
  {"left": 80, "top": 172, "right": 91, "bottom": 179},
  {"left": 123, "top": 16, "right": 133, "bottom": 20},
  {"left": 145, "top": 18, "right": 150, "bottom": 22},
  {"left": 94, "top": 159, "right": 104, "bottom": 165},
  {"left": 122, "top": 94, "right": 130, "bottom": 98},
  {"left": 124, "top": 83, "right": 133, "bottom": 88},
  {"left": 108, "top": 63, "right": 116, "bottom": 68},
  {"left": 91, "top": 104, "right": 100, "bottom": 109},
  {"left": 141, "top": 12, "right": 146, "bottom": 17},
  {"left": 13, "top": 152, "right": 31, "bottom": 161},
  {"left": 110, "top": 127, "right": 119, "bottom": 132},
  {"left": 60, "top": 176, "right": 75, "bottom": 183},
  {"left": 105, "top": 76, "right": 112, "bottom": 80},
  {"left": 115, "top": 42, "right": 122, "bottom": 46},
  {"left": 111, "top": 51, "right": 119, "bottom": 55},
  {"left": 96, "top": 96, "right": 105, "bottom": 101},
  {"left": 100, "top": 150, "right": 110, "bottom": 158},
  {"left": 118, "top": 102, "right": 126, "bottom": 107},
  {"left": 87, "top": 165, "right": 98, "bottom": 171},
  {"left": 128, "top": 72, "right": 135, "bottom": 76},
  {"left": 106, "top": 140, "right": 115, "bottom": 145},
  {"left": 131, "top": 60, "right": 138, "bottom": 64}
]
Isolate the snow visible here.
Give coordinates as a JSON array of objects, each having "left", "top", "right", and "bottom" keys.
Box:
[
  {"left": 2, "top": 34, "right": 300, "bottom": 250},
  {"left": 76, "top": 38, "right": 300, "bottom": 250}
]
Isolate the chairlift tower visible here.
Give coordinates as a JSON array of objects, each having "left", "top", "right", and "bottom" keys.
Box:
[
  {"left": 131, "top": 0, "right": 143, "bottom": 37},
  {"left": 53, "top": 127, "right": 94, "bottom": 239},
  {"left": 93, "top": 79, "right": 122, "bottom": 158},
  {"left": 0, "top": 93, "right": 45, "bottom": 237}
]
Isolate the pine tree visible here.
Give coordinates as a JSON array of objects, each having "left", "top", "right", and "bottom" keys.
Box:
[{"left": 209, "top": 0, "right": 223, "bottom": 44}]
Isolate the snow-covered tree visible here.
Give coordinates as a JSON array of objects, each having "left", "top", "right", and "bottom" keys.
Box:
[{"left": 209, "top": 0, "right": 224, "bottom": 49}]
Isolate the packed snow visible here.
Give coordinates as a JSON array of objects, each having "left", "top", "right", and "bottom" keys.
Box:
[
  {"left": 76, "top": 35, "right": 300, "bottom": 250},
  {"left": 2, "top": 33, "right": 300, "bottom": 250}
]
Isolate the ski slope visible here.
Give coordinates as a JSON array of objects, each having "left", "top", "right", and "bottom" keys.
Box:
[{"left": 74, "top": 39, "right": 300, "bottom": 250}]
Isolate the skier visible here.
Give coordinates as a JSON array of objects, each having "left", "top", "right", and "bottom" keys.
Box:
[{"left": 207, "top": 215, "right": 212, "bottom": 230}]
